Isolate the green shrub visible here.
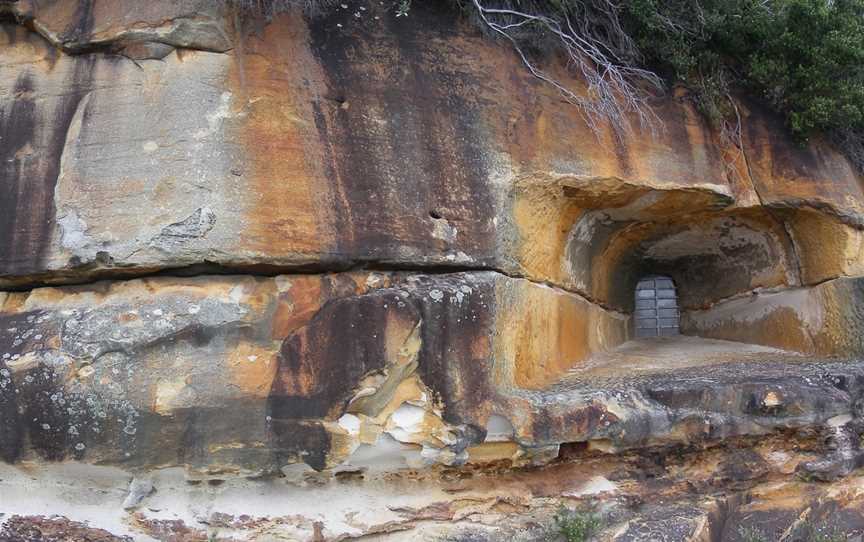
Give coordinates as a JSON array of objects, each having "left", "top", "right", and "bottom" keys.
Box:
[
  {"left": 454, "top": 0, "right": 864, "bottom": 167},
  {"left": 552, "top": 506, "right": 603, "bottom": 542},
  {"left": 227, "top": 0, "right": 864, "bottom": 169},
  {"left": 624, "top": 0, "right": 864, "bottom": 144}
]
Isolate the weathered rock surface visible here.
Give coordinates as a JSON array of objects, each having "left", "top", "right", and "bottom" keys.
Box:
[
  {"left": 4, "top": 271, "right": 864, "bottom": 477},
  {"left": 2, "top": 0, "right": 232, "bottom": 54},
  {"left": 3, "top": 431, "right": 864, "bottom": 540},
  {"left": 3, "top": 0, "right": 864, "bottom": 539},
  {"left": 0, "top": 271, "right": 624, "bottom": 473},
  {"left": 1, "top": 0, "right": 862, "bottom": 298}
]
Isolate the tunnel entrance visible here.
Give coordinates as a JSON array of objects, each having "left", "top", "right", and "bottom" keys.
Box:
[
  {"left": 569, "top": 270, "right": 806, "bottom": 383},
  {"left": 556, "top": 201, "right": 827, "bottom": 385},
  {"left": 634, "top": 276, "right": 679, "bottom": 338}
]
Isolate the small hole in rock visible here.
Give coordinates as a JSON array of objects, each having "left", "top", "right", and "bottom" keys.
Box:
[
  {"left": 334, "top": 470, "right": 365, "bottom": 482},
  {"left": 557, "top": 441, "right": 590, "bottom": 461},
  {"left": 429, "top": 210, "right": 442, "bottom": 219}
]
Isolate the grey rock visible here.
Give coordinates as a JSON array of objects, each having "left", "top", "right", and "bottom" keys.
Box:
[{"left": 122, "top": 477, "right": 154, "bottom": 510}]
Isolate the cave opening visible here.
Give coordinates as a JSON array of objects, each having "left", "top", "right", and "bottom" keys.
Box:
[{"left": 559, "top": 205, "right": 823, "bottom": 382}]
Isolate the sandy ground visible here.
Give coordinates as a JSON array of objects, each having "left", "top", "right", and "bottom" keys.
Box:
[{"left": 570, "top": 335, "right": 805, "bottom": 380}]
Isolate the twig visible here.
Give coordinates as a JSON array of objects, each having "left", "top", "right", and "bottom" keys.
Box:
[{"left": 471, "top": 0, "right": 663, "bottom": 137}]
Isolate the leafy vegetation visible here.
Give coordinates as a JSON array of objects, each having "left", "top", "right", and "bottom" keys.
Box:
[
  {"left": 622, "top": 0, "right": 864, "bottom": 156},
  {"left": 435, "top": 510, "right": 603, "bottom": 542},
  {"left": 459, "top": 0, "right": 864, "bottom": 167},
  {"left": 551, "top": 506, "right": 603, "bottom": 542}
]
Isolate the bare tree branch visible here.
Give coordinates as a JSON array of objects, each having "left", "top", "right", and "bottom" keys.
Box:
[{"left": 470, "top": 0, "right": 663, "bottom": 137}]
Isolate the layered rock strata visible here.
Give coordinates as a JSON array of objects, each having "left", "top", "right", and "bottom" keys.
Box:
[{"left": 2, "top": 0, "right": 864, "bottom": 539}]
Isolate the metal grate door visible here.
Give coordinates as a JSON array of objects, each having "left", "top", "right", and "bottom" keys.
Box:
[{"left": 634, "top": 276, "right": 679, "bottom": 337}]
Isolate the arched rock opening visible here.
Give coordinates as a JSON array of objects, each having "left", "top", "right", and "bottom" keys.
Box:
[
  {"left": 566, "top": 208, "right": 799, "bottom": 314},
  {"left": 514, "top": 178, "right": 864, "bottom": 375}
]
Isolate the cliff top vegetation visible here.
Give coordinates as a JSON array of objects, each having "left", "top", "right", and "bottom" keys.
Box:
[{"left": 233, "top": 0, "right": 864, "bottom": 172}]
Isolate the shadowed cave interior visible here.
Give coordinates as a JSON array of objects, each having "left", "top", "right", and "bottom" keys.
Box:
[{"left": 556, "top": 195, "right": 841, "bottom": 380}]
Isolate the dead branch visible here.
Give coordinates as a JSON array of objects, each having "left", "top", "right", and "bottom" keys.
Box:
[{"left": 470, "top": 0, "right": 664, "bottom": 137}]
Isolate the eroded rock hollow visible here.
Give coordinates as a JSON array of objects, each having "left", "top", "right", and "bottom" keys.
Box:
[{"left": 2, "top": 1, "right": 864, "bottom": 540}]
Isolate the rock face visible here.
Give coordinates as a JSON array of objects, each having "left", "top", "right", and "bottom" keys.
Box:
[
  {"left": 0, "top": 271, "right": 630, "bottom": 473},
  {"left": 2, "top": 1, "right": 864, "bottom": 540}
]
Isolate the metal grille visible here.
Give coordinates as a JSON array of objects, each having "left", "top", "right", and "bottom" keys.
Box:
[{"left": 634, "top": 276, "right": 679, "bottom": 338}]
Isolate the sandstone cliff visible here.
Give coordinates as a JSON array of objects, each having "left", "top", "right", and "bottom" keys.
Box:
[{"left": 2, "top": 1, "right": 864, "bottom": 540}]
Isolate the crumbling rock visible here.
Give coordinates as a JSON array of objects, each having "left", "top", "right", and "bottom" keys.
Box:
[
  {"left": 0, "top": 515, "right": 132, "bottom": 542},
  {"left": 796, "top": 418, "right": 864, "bottom": 482}
]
